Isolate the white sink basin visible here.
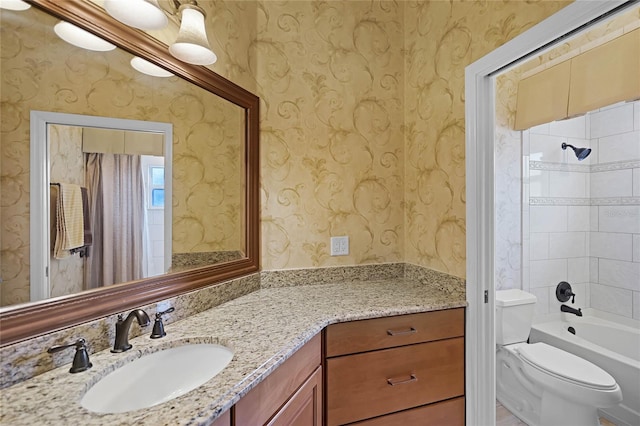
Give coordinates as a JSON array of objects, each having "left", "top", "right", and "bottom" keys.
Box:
[{"left": 81, "top": 344, "right": 233, "bottom": 414}]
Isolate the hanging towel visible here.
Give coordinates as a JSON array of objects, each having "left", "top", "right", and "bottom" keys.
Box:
[
  {"left": 81, "top": 187, "right": 92, "bottom": 248},
  {"left": 53, "top": 183, "right": 84, "bottom": 259}
]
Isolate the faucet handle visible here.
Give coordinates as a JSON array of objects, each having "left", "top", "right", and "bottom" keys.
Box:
[
  {"left": 556, "top": 281, "right": 576, "bottom": 303},
  {"left": 48, "top": 338, "right": 93, "bottom": 373},
  {"left": 150, "top": 307, "right": 175, "bottom": 339}
]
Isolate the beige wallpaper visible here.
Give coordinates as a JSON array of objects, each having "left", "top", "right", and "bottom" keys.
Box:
[
  {"left": 254, "top": 1, "right": 405, "bottom": 270},
  {"left": 252, "top": 0, "right": 570, "bottom": 275},
  {"left": 403, "top": 0, "right": 570, "bottom": 278},
  {"left": 0, "top": 6, "right": 244, "bottom": 306}
]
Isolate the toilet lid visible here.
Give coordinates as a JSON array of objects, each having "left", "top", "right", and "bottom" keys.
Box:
[{"left": 518, "top": 343, "right": 618, "bottom": 390}]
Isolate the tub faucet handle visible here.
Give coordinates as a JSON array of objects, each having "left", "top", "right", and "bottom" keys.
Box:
[{"left": 556, "top": 281, "right": 575, "bottom": 303}]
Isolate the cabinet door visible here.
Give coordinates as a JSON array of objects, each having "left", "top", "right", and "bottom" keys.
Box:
[
  {"left": 235, "top": 334, "right": 321, "bottom": 426},
  {"left": 267, "top": 366, "right": 322, "bottom": 426},
  {"left": 326, "top": 338, "right": 464, "bottom": 425}
]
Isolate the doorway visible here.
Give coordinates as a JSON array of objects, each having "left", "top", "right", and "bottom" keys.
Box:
[{"left": 464, "top": 1, "right": 638, "bottom": 424}]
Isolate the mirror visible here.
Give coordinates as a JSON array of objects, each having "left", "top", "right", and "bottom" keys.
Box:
[{"left": 0, "top": 0, "right": 259, "bottom": 346}]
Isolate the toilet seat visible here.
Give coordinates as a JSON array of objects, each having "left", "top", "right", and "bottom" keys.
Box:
[{"left": 517, "top": 343, "right": 617, "bottom": 390}]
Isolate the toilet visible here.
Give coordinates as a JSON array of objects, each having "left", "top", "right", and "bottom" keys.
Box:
[{"left": 496, "top": 289, "right": 622, "bottom": 426}]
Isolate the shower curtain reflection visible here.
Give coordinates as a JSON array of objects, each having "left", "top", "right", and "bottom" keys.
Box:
[{"left": 84, "top": 153, "right": 145, "bottom": 289}]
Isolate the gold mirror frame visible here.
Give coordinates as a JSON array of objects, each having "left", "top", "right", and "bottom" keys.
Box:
[{"left": 0, "top": 0, "right": 260, "bottom": 346}]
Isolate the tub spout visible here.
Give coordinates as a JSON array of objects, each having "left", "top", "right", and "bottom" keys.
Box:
[{"left": 560, "top": 304, "right": 582, "bottom": 316}]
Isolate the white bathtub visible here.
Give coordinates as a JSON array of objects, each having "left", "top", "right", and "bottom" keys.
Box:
[{"left": 530, "top": 313, "right": 640, "bottom": 426}]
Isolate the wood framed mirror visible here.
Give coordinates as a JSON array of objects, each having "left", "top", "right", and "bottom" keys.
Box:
[{"left": 0, "top": 0, "right": 260, "bottom": 346}]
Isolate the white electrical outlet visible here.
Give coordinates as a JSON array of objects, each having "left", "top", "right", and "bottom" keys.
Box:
[{"left": 330, "top": 236, "right": 349, "bottom": 256}]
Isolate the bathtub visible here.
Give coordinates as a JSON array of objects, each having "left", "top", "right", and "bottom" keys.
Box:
[{"left": 530, "top": 313, "right": 640, "bottom": 426}]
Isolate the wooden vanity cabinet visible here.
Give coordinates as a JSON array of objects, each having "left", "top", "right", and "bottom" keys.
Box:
[
  {"left": 324, "top": 308, "right": 465, "bottom": 426},
  {"left": 234, "top": 333, "right": 322, "bottom": 426}
]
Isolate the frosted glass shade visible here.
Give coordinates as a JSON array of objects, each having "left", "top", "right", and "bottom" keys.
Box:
[
  {"left": 104, "top": 0, "right": 167, "bottom": 30},
  {"left": 54, "top": 22, "right": 117, "bottom": 52},
  {"left": 0, "top": 0, "right": 31, "bottom": 11},
  {"left": 169, "top": 6, "right": 217, "bottom": 66},
  {"left": 130, "top": 57, "right": 173, "bottom": 78}
]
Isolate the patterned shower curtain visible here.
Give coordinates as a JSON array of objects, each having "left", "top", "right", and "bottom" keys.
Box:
[{"left": 84, "top": 153, "right": 144, "bottom": 289}]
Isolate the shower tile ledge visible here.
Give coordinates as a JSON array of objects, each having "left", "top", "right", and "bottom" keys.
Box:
[{"left": 0, "top": 277, "right": 466, "bottom": 425}]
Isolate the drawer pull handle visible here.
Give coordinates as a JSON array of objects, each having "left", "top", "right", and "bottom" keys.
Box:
[
  {"left": 387, "top": 374, "right": 418, "bottom": 386},
  {"left": 386, "top": 327, "right": 417, "bottom": 336}
]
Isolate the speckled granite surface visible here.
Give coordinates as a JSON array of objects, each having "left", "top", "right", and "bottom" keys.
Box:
[
  {"left": 0, "top": 273, "right": 260, "bottom": 389},
  {"left": 0, "top": 275, "right": 465, "bottom": 425}
]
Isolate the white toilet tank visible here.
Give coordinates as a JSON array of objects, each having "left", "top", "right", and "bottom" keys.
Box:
[{"left": 496, "top": 289, "right": 537, "bottom": 345}]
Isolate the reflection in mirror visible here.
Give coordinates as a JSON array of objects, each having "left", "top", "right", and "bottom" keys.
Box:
[
  {"left": 30, "top": 112, "right": 173, "bottom": 303},
  {"left": 1, "top": 3, "right": 247, "bottom": 308}
]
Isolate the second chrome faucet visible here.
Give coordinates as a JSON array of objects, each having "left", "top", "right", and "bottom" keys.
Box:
[{"left": 111, "top": 309, "right": 150, "bottom": 353}]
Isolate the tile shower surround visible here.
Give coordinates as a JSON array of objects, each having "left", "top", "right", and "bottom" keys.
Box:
[
  {"left": 524, "top": 100, "right": 640, "bottom": 319},
  {"left": 0, "top": 262, "right": 462, "bottom": 388}
]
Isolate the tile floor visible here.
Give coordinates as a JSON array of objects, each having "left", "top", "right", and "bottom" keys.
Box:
[{"left": 496, "top": 401, "right": 617, "bottom": 426}]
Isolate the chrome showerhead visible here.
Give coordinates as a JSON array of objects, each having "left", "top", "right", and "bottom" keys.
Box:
[{"left": 561, "top": 142, "right": 591, "bottom": 161}]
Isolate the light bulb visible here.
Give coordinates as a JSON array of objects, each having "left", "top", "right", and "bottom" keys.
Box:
[
  {"left": 54, "top": 22, "right": 117, "bottom": 52},
  {"left": 103, "top": 0, "right": 167, "bottom": 30},
  {"left": 130, "top": 57, "right": 173, "bottom": 78}
]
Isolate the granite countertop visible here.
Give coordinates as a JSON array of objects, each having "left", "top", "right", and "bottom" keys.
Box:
[{"left": 0, "top": 278, "right": 466, "bottom": 425}]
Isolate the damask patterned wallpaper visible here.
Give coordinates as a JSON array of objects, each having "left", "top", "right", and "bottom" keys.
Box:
[{"left": 246, "top": 0, "right": 569, "bottom": 275}]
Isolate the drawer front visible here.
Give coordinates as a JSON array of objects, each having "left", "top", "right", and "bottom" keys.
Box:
[
  {"left": 326, "top": 337, "right": 464, "bottom": 426},
  {"left": 325, "top": 308, "right": 464, "bottom": 357},
  {"left": 351, "top": 397, "right": 465, "bottom": 426}
]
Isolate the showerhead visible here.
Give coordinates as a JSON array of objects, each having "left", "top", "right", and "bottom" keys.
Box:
[{"left": 561, "top": 142, "right": 591, "bottom": 161}]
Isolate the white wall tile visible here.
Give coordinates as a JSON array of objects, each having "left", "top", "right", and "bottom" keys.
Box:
[
  {"left": 634, "top": 168, "right": 640, "bottom": 197},
  {"left": 549, "top": 171, "right": 588, "bottom": 198},
  {"left": 634, "top": 101, "right": 640, "bottom": 131},
  {"left": 591, "top": 169, "right": 633, "bottom": 198},
  {"left": 530, "top": 287, "right": 550, "bottom": 316},
  {"left": 550, "top": 115, "right": 586, "bottom": 139},
  {"left": 597, "top": 130, "right": 640, "bottom": 164},
  {"left": 530, "top": 206, "right": 567, "bottom": 232},
  {"left": 599, "top": 259, "right": 640, "bottom": 291},
  {"left": 590, "top": 257, "right": 599, "bottom": 282},
  {"left": 568, "top": 257, "right": 590, "bottom": 283},
  {"left": 530, "top": 259, "right": 567, "bottom": 288},
  {"left": 549, "top": 232, "right": 587, "bottom": 258},
  {"left": 529, "top": 134, "right": 570, "bottom": 163},
  {"left": 590, "top": 232, "right": 633, "bottom": 261},
  {"left": 634, "top": 291, "right": 640, "bottom": 321},
  {"left": 567, "top": 206, "right": 590, "bottom": 232},
  {"left": 530, "top": 233, "right": 549, "bottom": 260},
  {"left": 590, "top": 283, "right": 633, "bottom": 318},
  {"left": 590, "top": 102, "right": 635, "bottom": 139},
  {"left": 530, "top": 122, "right": 550, "bottom": 135},
  {"left": 634, "top": 234, "right": 640, "bottom": 263},
  {"left": 599, "top": 206, "right": 640, "bottom": 233},
  {"left": 529, "top": 170, "right": 549, "bottom": 197},
  {"left": 590, "top": 206, "right": 599, "bottom": 232}
]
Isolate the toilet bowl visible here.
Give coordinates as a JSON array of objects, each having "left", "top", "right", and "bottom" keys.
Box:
[{"left": 496, "top": 289, "right": 622, "bottom": 426}]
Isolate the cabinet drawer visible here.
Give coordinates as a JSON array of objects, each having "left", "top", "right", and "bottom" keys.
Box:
[
  {"left": 325, "top": 308, "right": 464, "bottom": 357},
  {"left": 350, "top": 397, "right": 464, "bottom": 426},
  {"left": 326, "top": 337, "right": 464, "bottom": 425}
]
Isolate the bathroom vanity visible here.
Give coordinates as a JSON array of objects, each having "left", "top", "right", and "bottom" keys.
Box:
[{"left": 0, "top": 277, "right": 466, "bottom": 425}]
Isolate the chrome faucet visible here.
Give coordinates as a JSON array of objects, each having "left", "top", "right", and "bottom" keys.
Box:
[
  {"left": 111, "top": 309, "right": 150, "bottom": 353},
  {"left": 560, "top": 304, "right": 582, "bottom": 317}
]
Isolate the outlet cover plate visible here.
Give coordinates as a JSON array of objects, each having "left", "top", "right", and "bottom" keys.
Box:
[{"left": 330, "top": 236, "right": 349, "bottom": 256}]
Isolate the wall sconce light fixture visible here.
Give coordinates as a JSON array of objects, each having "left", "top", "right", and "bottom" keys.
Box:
[{"left": 104, "top": 0, "right": 217, "bottom": 65}]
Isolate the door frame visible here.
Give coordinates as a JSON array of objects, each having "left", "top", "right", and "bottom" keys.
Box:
[{"left": 463, "top": 1, "right": 634, "bottom": 424}]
